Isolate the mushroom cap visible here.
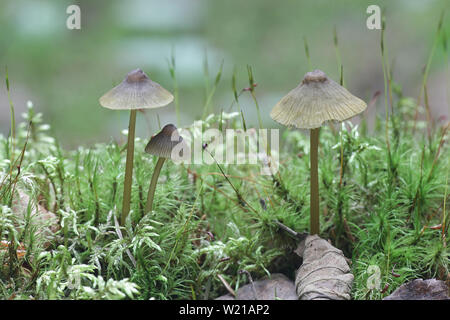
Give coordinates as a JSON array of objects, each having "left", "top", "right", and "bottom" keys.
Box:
[
  {"left": 145, "top": 124, "right": 184, "bottom": 159},
  {"left": 270, "top": 69, "right": 367, "bottom": 129},
  {"left": 99, "top": 68, "right": 174, "bottom": 110}
]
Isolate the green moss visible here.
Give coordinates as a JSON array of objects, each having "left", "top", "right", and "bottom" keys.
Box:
[{"left": 0, "top": 68, "right": 448, "bottom": 300}]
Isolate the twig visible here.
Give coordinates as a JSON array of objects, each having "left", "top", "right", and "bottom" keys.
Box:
[
  {"left": 303, "top": 36, "right": 312, "bottom": 71},
  {"left": 442, "top": 170, "right": 448, "bottom": 246},
  {"left": 239, "top": 270, "right": 257, "bottom": 300},
  {"left": 217, "top": 274, "right": 236, "bottom": 297},
  {"left": 274, "top": 219, "right": 308, "bottom": 241},
  {"left": 113, "top": 211, "right": 137, "bottom": 268},
  {"left": 203, "top": 145, "right": 258, "bottom": 213},
  {"left": 427, "top": 123, "right": 448, "bottom": 182},
  {"left": 7, "top": 122, "right": 32, "bottom": 207},
  {"left": 246, "top": 65, "right": 262, "bottom": 129},
  {"left": 412, "top": 11, "right": 444, "bottom": 133}
]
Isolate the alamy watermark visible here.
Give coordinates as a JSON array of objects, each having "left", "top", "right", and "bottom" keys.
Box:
[
  {"left": 66, "top": 5, "right": 81, "bottom": 30},
  {"left": 366, "top": 5, "right": 381, "bottom": 30},
  {"left": 166, "top": 126, "right": 280, "bottom": 175},
  {"left": 366, "top": 265, "right": 381, "bottom": 290},
  {"left": 66, "top": 4, "right": 383, "bottom": 31}
]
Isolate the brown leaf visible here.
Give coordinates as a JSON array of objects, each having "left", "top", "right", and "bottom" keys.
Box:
[
  {"left": 11, "top": 190, "right": 60, "bottom": 247},
  {"left": 295, "top": 235, "right": 354, "bottom": 300}
]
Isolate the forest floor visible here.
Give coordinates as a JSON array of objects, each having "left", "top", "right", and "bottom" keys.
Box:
[{"left": 0, "top": 92, "right": 448, "bottom": 299}]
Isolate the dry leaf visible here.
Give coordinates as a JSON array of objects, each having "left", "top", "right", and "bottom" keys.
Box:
[
  {"left": 295, "top": 235, "right": 354, "bottom": 300},
  {"left": 11, "top": 190, "right": 59, "bottom": 247}
]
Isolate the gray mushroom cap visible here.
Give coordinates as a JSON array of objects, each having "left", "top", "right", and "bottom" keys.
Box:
[
  {"left": 99, "top": 68, "right": 174, "bottom": 110},
  {"left": 145, "top": 124, "right": 184, "bottom": 159},
  {"left": 270, "top": 69, "right": 367, "bottom": 129}
]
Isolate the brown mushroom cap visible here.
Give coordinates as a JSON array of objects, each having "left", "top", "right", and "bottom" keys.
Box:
[
  {"left": 99, "top": 68, "right": 174, "bottom": 110},
  {"left": 270, "top": 69, "right": 367, "bottom": 129},
  {"left": 145, "top": 124, "right": 184, "bottom": 159}
]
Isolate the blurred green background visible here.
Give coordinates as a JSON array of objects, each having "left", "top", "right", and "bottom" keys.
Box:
[{"left": 0, "top": 0, "right": 449, "bottom": 148}]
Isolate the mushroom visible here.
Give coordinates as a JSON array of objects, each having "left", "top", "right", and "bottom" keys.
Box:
[
  {"left": 144, "top": 124, "right": 184, "bottom": 215},
  {"left": 270, "top": 69, "right": 366, "bottom": 234},
  {"left": 99, "top": 69, "right": 173, "bottom": 225}
]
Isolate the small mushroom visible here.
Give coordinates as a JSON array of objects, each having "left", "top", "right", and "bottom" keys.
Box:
[
  {"left": 270, "top": 69, "right": 366, "bottom": 234},
  {"left": 144, "top": 124, "right": 184, "bottom": 214},
  {"left": 99, "top": 69, "right": 173, "bottom": 225}
]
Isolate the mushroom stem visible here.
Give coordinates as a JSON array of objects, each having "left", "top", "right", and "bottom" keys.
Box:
[
  {"left": 121, "top": 109, "right": 137, "bottom": 226},
  {"left": 310, "top": 127, "right": 320, "bottom": 234},
  {"left": 145, "top": 157, "right": 166, "bottom": 214}
]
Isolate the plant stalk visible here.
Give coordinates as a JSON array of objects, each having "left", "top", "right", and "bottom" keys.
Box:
[
  {"left": 121, "top": 109, "right": 137, "bottom": 226},
  {"left": 310, "top": 128, "right": 320, "bottom": 234},
  {"left": 145, "top": 157, "right": 166, "bottom": 214}
]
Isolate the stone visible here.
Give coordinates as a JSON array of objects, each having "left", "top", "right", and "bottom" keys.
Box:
[
  {"left": 383, "top": 279, "right": 449, "bottom": 300},
  {"left": 215, "top": 273, "right": 297, "bottom": 300}
]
